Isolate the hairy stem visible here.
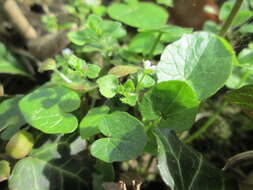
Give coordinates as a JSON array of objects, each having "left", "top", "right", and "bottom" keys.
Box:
[{"left": 219, "top": 0, "right": 243, "bottom": 37}]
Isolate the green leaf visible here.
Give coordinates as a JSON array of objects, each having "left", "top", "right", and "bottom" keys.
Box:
[
  {"left": 19, "top": 86, "right": 81, "bottom": 134},
  {"left": 94, "top": 160, "right": 115, "bottom": 181},
  {"left": 80, "top": 106, "right": 110, "bottom": 139},
  {"left": 226, "top": 67, "right": 253, "bottom": 89},
  {"left": 239, "top": 24, "right": 253, "bottom": 34},
  {"left": 226, "top": 43, "right": 253, "bottom": 89},
  {"left": 153, "top": 128, "right": 237, "bottom": 190},
  {"left": 238, "top": 43, "right": 253, "bottom": 65},
  {"left": 108, "top": 65, "right": 139, "bottom": 78},
  {"left": 203, "top": 21, "right": 221, "bottom": 34},
  {"left": 157, "top": 0, "right": 173, "bottom": 7},
  {"left": 124, "top": 0, "right": 138, "bottom": 5},
  {"left": 118, "top": 79, "right": 138, "bottom": 106},
  {"left": 139, "top": 81, "right": 199, "bottom": 131},
  {"left": 108, "top": 2, "right": 168, "bottom": 29},
  {"left": 139, "top": 25, "right": 193, "bottom": 43},
  {"left": 137, "top": 73, "right": 155, "bottom": 89},
  {"left": 39, "top": 59, "right": 57, "bottom": 72},
  {"left": 157, "top": 32, "right": 235, "bottom": 100},
  {"left": 91, "top": 112, "right": 147, "bottom": 162},
  {"left": 0, "top": 43, "right": 30, "bottom": 77},
  {"left": 0, "top": 160, "right": 10, "bottom": 182},
  {"left": 97, "top": 75, "right": 119, "bottom": 98},
  {"left": 225, "top": 84, "right": 253, "bottom": 112},
  {"left": 86, "top": 14, "right": 104, "bottom": 35},
  {"left": 128, "top": 32, "right": 164, "bottom": 56},
  {"left": 68, "top": 29, "right": 99, "bottom": 46},
  {"left": 87, "top": 64, "right": 101, "bottom": 79},
  {"left": 0, "top": 96, "right": 26, "bottom": 133},
  {"left": 120, "top": 94, "right": 138, "bottom": 106},
  {"left": 67, "top": 54, "right": 86, "bottom": 72},
  {"left": 102, "top": 20, "right": 126, "bottom": 39},
  {"left": 9, "top": 135, "right": 89, "bottom": 190}
]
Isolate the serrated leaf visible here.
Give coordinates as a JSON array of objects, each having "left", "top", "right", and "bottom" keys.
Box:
[
  {"left": 102, "top": 21, "right": 126, "bottom": 39},
  {"left": 19, "top": 86, "right": 81, "bottom": 134},
  {"left": 87, "top": 64, "right": 101, "bottom": 79},
  {"left": 0, "top": 160, "right": 10, "bottom": 182},
  {"left": 67, "top": 54, "right": 86, "bottom": 72},
  {"left": 91, "top": 112, "right": 147, "bottom": 162},
  {"left": 80, "top": 106, "right": 110, "bottom": 139},
  {"left": 120, "top": 94, "right": 138, "bottom": 106},
  {"left": 108, "top": 2, "right": 168, "bottom": 29},
  {"left": 153, "top": 128, "right": 237, "bottom": 190},
  {"left": 139, "top": 81, "right": 199, "bottom": 131},
  {"left": 225, "top": 84, "right": 253, "bottom": 112},
  {"left": 0, "top": 96, "right": 26, "bottom": 133},
  {"left": 157, "top": 32, "right": 235, "bottom": 100},
  {"left": 137, "top": 73, "right": 155, "bottom": 89},
  {"left": 97, "top": 75, "right": 119, "bottom": 98},
  {"left": 8, "top": 135, "right": 90, "bottom": 190},
  {"left": 68, "top": 29, "right": 99, "bottom": 46}
]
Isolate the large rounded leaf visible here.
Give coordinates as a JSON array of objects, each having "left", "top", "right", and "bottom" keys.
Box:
[
  {"left": 91, "top": 112, "right": 147, "bottom": 162},
  {"left": 8, "top": 136, "right": 89, "bottom": 190},
  {"left": 19, "top": 86, "right": 81, "bottom": 134},
  {"left": 153, "top": 128, "right": 237, "bottom": 190},
  {"left": 139, "top": 81, "right": 199, "bottom": 131},
  {"left": 108, "top": 2, "right": 168, "bottom": 29},
  {"left": 157, "top": 32, "right": 236, "bottom": 100}
]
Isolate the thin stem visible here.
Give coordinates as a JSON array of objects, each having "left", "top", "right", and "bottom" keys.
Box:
[
  {"left": 184, "top": 102, "right": 228, "bottom": 143},
  {"left": 148, "top": 32, "right": 162, "bottom": 59},
  {"left": 135, "top": 73, "right": 146, "bottom": 93},
  {"left": 219, "top": 0, "right": 243, "bottom": 37}
]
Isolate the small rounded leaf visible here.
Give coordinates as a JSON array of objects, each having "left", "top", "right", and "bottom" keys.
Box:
[
  {"left": 108, "top": 2, "right": 168, "bottom": 29},
  {"left": 5, "top": 131, "right": 34, "bottom": 159},
  {"left": 19, "top": 86, "right": 81, "bottom": 134},
  {"left": 0, "top": 160, "right": 10, "bottom": 182},
  {"left": 91, "top": 112, "right": 147, "bottom": 162},
  {"left": 97, "top": 75, "right": 119, "bottom": 98}
]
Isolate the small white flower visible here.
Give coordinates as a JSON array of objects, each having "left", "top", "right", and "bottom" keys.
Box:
[
  {"left": 62, "top": 48, "right": 72, "bottom": 55},
  {"left": 84, "top": 0, "right": 100, "bottom": 6},
  {"left": 143, "top": 60, "right": 156, "bottom": 71}
]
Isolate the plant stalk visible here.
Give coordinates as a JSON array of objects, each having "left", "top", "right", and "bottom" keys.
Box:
[
  {"left": 219, "top": 0, "right": 243, "bottom": 37},
  {"left": 148, "top": 32, "right": 162, "bottom": 59},
  {"left": 184, "top": 102, "right": 228, "bottom": 143}
]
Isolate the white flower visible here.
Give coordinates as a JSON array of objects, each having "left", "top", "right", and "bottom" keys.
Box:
[
  {"left": 62, "top": 48, "right": 72, "bottom": 55},
  {"left": 143, "top": 60, "right": 156, "bottom": 71},
  {"left": 84, "top": 0, "right": 100, "bottom": 6}
]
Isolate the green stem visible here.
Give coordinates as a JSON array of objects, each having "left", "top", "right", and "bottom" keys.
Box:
[
  {"left": 148, "top": 32, "right": 162, "bottom": 59},
  {"left": 184, "top": 102, "right": 228, "bottom": 143},
  {"left": 219, "top": 0, "right": 243, "bottom": 37},
  {"left": 135, "top": 73, "right": 146, "bottom": 93}
]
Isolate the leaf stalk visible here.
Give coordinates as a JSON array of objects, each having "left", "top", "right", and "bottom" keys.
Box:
[{"left": 219, "top": 0, "right": 243, "bottom": 37}]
